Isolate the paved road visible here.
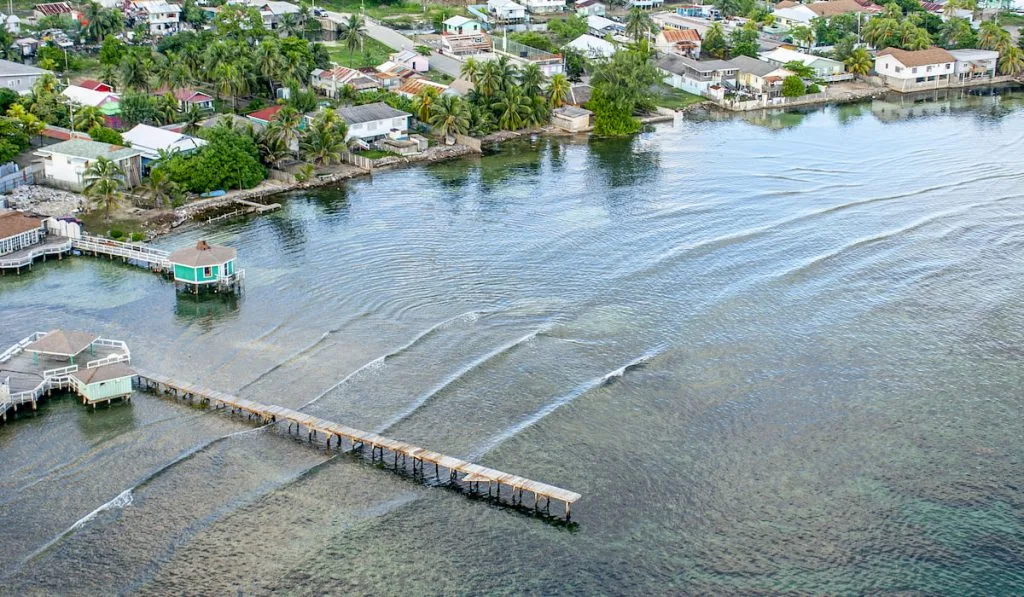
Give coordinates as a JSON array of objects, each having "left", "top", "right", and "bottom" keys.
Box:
[{"left": 325, "top": 11, "right": 464, "bottom": 78}]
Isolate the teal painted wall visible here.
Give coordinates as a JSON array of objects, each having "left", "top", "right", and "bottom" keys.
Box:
[
  {"left": 174, "top": 264, "right": 196, "bottom": 282},
  {"left": 83, "top": 376, "right": 132, "bottom": 402},
  {"left": 174, "top": 260, "right": 235, "bottom": 283}
]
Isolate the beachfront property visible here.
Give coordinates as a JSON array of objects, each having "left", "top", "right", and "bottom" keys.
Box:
[
  {"left": 495, "top": 36, "right": 564, "bottom": 76},
  {"left": 565, "top": 34, "right": 616, "bottom": 59},
  {"left": 574, "top": 0, "right": 605, "bottom": 16},
  {"left": 35, "top": 140, "right": 143, "bottom": 192},
  {"left": 310, "top": 66, "right": 382, "bottom": 97},
  {"left": 522, "top": 0, "right": 566, "bottom": 14},
  {"left": 443, "top": 15, "right": 481, "bottom": 35},
  {"left": 655, "top": 28, "right": 702, "bottom": 59},
  {"left": 168, "top": 240, "right": 242, "bottom": 293},
  {"left": 0, "top": 59, "right": 50, "bottom": 95},
  {"left": 0, "top": 211, "right": 45, "bottom": 257},
  {"left": 487, "top": 0, "right": 527, "bottom": 23},
  {"left": 551, "top": 106, "right": 592, "bottom": 132},
  {"left": 658, "top": 54, "right": 738, "bottom": 96},
  {"left": 731, "top": 55, "right": 794, "bottom": 98},
  {"left": 130, "top": 0, "right": 182, "bottom": 37},
  {"left": 875, "top": 47, "right": 955, "bottom": 92},
  {"left": 949, "top": 49, "right": 999, "bottom": 83},
  {"left": 338, "top": 102, "right": 411, "bottom": 142},
  {"left": 122, "top": 124, "right": 206, "bottom": 166},
  {"left": 761, "top": 47, "right": 848, "bottom": 81}
]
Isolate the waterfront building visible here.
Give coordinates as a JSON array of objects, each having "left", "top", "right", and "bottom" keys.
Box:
[
  {"left": 658, "top": 54, "right": 738, "bottom": 95},
  {"left": 949, "top": 49, "right": 999, "bottom": 83},
  {"left": 0, "top": 59, "right": 50, "bottom": 95},
  {"left": 168, "top": 240, "right": 242, "bottom": 293},
  {"left": 875, "top": 47, "right": 955, "bottom": 92},
  {"left": 122, "top": 124, "right": 206, "bottom": 165},
  {"left": 761, "top": 47, "right": 849, "bottom": 81},
  {"left": 338, "top": 102, "right": 411, "bottom": 142},
  {"left": 0, "top": 211, "right": 45, "bottom": 257},
  {"left": 35, "top": 140, "right": 143, "bottom": 192},
  {"left": 69, "top": 362, "right": 135, "bottom": 405},
  {"left": 443, "top": 15, "right": 481, "bottom": 35},
  {"left": 731, "top": 55, "right": 794, "bottom": 98},
  {"left": 551, "top": 106, "right": 593, "bottom": 132}
]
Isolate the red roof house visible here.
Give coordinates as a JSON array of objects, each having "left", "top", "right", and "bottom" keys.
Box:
[
  {"left": 246, "top": 104, "right": 284, "bottom": 124},
  {"left": 77, "top": 79, "right": 114, "bottom": 93}
]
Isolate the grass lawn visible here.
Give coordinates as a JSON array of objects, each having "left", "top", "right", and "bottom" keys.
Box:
[
  {"left": 314, "top": 0, "right": 427, "bottom": 19},
  {"left": 999, "top": 11, "right": 1024, "bottom": 26},
  {"left": 355, "top": 149, "right": 400, "bottom": 159},
  {"left": 327, "top": 36, "right": 394, "bottom": 68},
  {"left": 653, "top": 83, "right": 704, "bottom": 110}
]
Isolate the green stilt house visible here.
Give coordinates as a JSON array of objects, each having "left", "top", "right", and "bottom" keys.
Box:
[{"left": 167, "top": 240, "right": 243, "bottom": 294}]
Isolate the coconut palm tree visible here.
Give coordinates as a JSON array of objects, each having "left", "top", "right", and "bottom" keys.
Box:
[
  {"left": 624, "top": 7, "right": 656, "bottom": 41},
  {"left": 254, "top": 41, "right": 285, "bottom": 96},
  {"left": 73, "top": 105, "right": 106, "bottom": 132},
  {"left": 547, "top": 73, "right": 570, "bottom": 108},
  {"left": 790, "top": 25, "right": 815, "bottom": 50},
  {"left": 491, "top": 86, "right": 533, "bottom": 131},
  {"left": 460, "top": 57, "right": 481, "bottom": 84},
  {"left": 160, "top": 52, "right": 193, "bottom": 92},
  {"left": 428, "top": 95, "right": 470, "bottom": 143},
  {"left": 120, "top": 52, "right": 152, "bottom": 92},
  {"left": 100, "top": 64, "right": 119, "bottom": 91},
  {"left": 341, "top": 14, "right": 365, "bottom": 64},
  {"left": 844, "top": 47, "right": 873, "bottom": 76},
  {"left": 476, "top": 60, "right": 502, "bottom": 97},
  {"left": 256, "top": 131, "right": 289, "bottom": 168},
  {"left": 998, "top": 45, "right": 1024, "bottom": 76},
  {"left": 863, "top": 17, "right": 899, "bottom": 49},
  {"left": 300, "top": 120, "right": 344, "bottom": 166},
  {"left": 83, "top": 156, "right": 125, "bottom": 223},
  {"left": 182, "top": 105, "right": 204, "bottom": 135},
  {"left": 412, "top": 86, "right": 440, "bottom": 122},
  {"left": 519, "top": 62, "right": 544, "bottom": 98},
  {"left": 137, "top": 167, "right": 179, "bottom": 209},
  {"left": 156, "top": 92, "right": 180, "bottom": 125},
  {"left": 267, "top": 106, "right": 303, "bottom": 156},
  {"left": 977, "top": 21, "right": 1010, "bottom": 52},
  {"left": 212, "top": 60, "right": 250, "bottom": 111}
]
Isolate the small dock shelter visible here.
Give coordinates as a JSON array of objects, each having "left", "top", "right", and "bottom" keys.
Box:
[
  {"left": 70, "top": 361, "right": 134, "bottom": 405},
  {"left": 24, "top": 329, "right": 98, "bottom": 365},
  {"left": 167, "top": 240, "right": 243, "bottom": 293}
]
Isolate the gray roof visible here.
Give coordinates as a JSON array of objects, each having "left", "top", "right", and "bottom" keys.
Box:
[
  {"left": 554, "top": 106, "right": 592, "bottom": 118},
  {"left": 728, "top": 55, "right": 781, "bottom": 77},
  {"left": 338, "top": 102, "right": 411, "bottom": 125},
  {"left": 37, "top": 139, "right": 141, "bottom": 161},
  {"left": 0, "top": 58, "right": 50, "bottom": 78},
  {"left": 657, "top": 54, "right": 735, "bottom": 75}
]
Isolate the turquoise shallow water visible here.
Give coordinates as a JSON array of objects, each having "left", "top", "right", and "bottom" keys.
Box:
[{"left": 1, "top": 90, "right": 1023, "bottom": 595}]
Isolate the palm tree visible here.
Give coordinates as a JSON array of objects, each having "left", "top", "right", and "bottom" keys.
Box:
[
  {"left": 491, "top": 86, "right": 532, "bottom": 131},
  {"left": 120, "top": 52, "right": 152, "bottom": 92},
  {"left": 83, "top": 156, "right": 125, "bottom": 223},
  {"left": 300, "top": 119, "right": 344, "bottom": 166},
  {"left": 212, "top": 60, "right": 250, "bottom": 111},
  {"left": 100, "top": 63, "right": 119, "bottom": 90},
  {"left": 863, "top": 17, "right": 899, "bottom": 49},
  {"left": 74, "top": 105, "right": 106, "bottom": 132},
  {"left": 428, "top": 95, "right": 470, "bottom": 143},
  {"left": 182, "top": 104, "right": 204, "bottom": 135},
  {"left": 519, "top": 62, "right": 544, "bottom": 98},
  {"left": 160, "top": 52, "right": 193, "bottom": 92},
  {"left": 624, "top": 7, "right": 655, "bottom": 41},
  {"left": 476, "top": 60, "right": 501, "bottom": 97},
  {"left": 790, "top": 25, "right": 815, "bottom": 50},
  {"left": 998, "top": 45, "right": 1024, "bottom": 76},
  {"left": 412, "top": 86, "right": 440, "bottom": 122},
  {"left": 256, "top": 130, "right": 289, "bottom": 167},
  {"left": 137, "top": 167, "right": 179, "bottom": 209},
  {"left": 341, "top": 14, "right": 365, "bottom": 64},
  {"left": 267, "top": 106, "right": 303, "bottom": 157},
  {"left": 460, "top": 57, "right": 481, "bottom": 84},
  {"left": 279, "top": 13, "right": 302, "bottom": 37},
  {"left": 547, "top": 73, "right": 570, "bottom": 108},
  {"left": 254, "top": 41, "right": 285, "bottom": 96},
  {"left": 844, "top": 47, "right": 873, "bottom": 76},
  {"left": 527, "top": 95, "right": 549, "bottom": 127},
  {"left": 977, "top": 22, "right": 1009, "bottom": 52},
  {"left": 156, "top": 92, "right": 180, "bottom": 125},
  {"left": 905, "top": 27, "right": 932, "bottom": 51}
]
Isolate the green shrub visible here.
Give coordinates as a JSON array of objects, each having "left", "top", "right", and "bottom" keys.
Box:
[
  {"left": 157, "top": 127, "right": 267, "bottom": 193},
  {"left": 130, "top": 232, "right": 145, "bottom": 242},
  {"left": 109, "top": 228, "right": 125, "bottom": 239},
  {"left": 782, "top": 75, "right": 806, "bottom": 98},
  {"left": 807, "top": 83, "right": 821, "bottom": 94}
]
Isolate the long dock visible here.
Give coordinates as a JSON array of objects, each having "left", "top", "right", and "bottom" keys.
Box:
[
  {"left": 135, "top": 369, "right": 582, "bottom": 519},
  {"left": 0, "top": 234, "right": 171, "bottom": 273}
]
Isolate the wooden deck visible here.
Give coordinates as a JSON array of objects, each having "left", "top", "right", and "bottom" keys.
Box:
[
  {"left": 0, "top": 234, "right": 171, "bottom": 273},
  {"left": 135, "top": 369, "right": 582, "bottom": 519}
]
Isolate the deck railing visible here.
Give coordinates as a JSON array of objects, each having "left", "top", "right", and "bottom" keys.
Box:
[
  {"left": 72, "top": 236, "right": 171, "bottom": 268},
  {"left": 43, "top": 364, "right": 79, "bottom": 378},
  {"left": 0, "top": 331, "right": 47, "bottom": 364},
  {"left": 0, "top": 241, "right": 73, "bottom": 269},
  {"left": 86, "top": 353, "right": 130, "bottom": 368}
]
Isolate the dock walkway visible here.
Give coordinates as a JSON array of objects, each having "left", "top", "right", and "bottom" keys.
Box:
[
  {"left": 135, "top": 369, "right": 582, "bottom": 518},
  {"left": 0, "top": 235, "right": 171, "bottom": 273}
]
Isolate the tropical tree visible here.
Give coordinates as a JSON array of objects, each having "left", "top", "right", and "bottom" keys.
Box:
[
  {"left": 491, "top": 85, "right": 533, "bottom": 130},
  {"left": 624, "top": 7, "right": 656, "bottom": 41},
  {"left": 83, "top": 156, "right": 125, "bottom": 222},
  {"left": 703, "top": 23, "right": 727, "bottom": 58},
  {"left": 182, "top": 104, "right": 205, "bottom": 135},
  {"left": 82, "top": 2, "right": 123, "bottom": 42},
  {"left": 412, "top": 86, "right": 441, "bottom": 122},
  {"left": 120, "top": 51, "right": 153, "bottom": 92},
  {"left": 136, "top": 167, "right": 179, "bottom": 209},
  {"left": 212, "top": 60, "right": 250, "bottom": 111},
  {"left": 998, "top": 45, "right": 1024, "bottom": 76},
  {"left": 547, "top": 73, "right": 570, "bottom": 108},
  {"left": 156, "top": 92, "right": 180, "bottom": 125},
  {"left": 341, "top": 14, "right": 365, "bottom": 64},
  {"left": 790, "top": 25, "right": 815, "bottom": 50},
  {"left": 159, "top": 52, "right": 193, "bottom": 92},
  {"left": 300, "top": 109, "right": 347, "bottom": 166},
  {"left": 254, "top": 40, "right": 285, "bottom": 96},
  {"left": 863, "top": 17, "right": 899, "bottom": 49},
  {"left": 460, "top": 57, "right": 481, "bottom": 84},
  {"left": 939, "top": 17, "right": 977, "bottom": 50},
  {"left": 73, "top": 105, "right": 106, "bottom": 132},
  {"left": 844, "top": 47, "right": 873, "bottom": 76},
  {"left": 429, "top": 95, "right": 470, "bottom": 143},
  {"left": 977, "top": 22, "right": 1012, "bottom": 54},
  {"left": 519, "top": 62, "right": 544, "bottom": 98},
  {"left": 266, "top": 106, "right": 303, "bottom": 157}
]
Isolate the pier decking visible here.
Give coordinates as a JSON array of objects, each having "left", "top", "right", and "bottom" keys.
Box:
[
  {"left": 0, "top": 235, "right": 171, "bottom": 273},
  {"left": 135, "top": 369, "right": 582, "bottom": 519},
  {"left": 0, "top": 331, "right": 133, "bottom": 420}
]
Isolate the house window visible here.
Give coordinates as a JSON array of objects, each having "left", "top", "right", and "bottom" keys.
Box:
[
  {"left": 203, "top": 266, "right": 212, "bottom": 277},
  {"left": 912, "top": 67, "right": 918, "bottom": 74},
  {"left": 926, "top": 65, "right": 932, "bottom": 72}
]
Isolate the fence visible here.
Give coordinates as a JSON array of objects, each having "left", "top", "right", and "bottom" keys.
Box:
[
  {"left": 341, "top": 152, "right": 375, "bottom": 170},
  {"left": 0, "top": 164, "right": 39, "bottom": 194}
]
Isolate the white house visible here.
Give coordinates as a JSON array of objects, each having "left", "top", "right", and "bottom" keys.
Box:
[
  {"left": 875, "top": 47, "right": 955, "bottom": 92},
  {"left": 487, "top": 0, "right": 527, "bottom": 22},
  {"left": 132, "top": 0, "right": 182, "bottom": 36},
  {"left": 61, "top": 85, "right": 120, "bottom": 108},
  {"left": 522, "top": 0, "right": 565, "bottom": 14},
  {"left": 949, "top": 49, "right": 999, "bottom": 83},
  {"left": 1, "top": 12, "right": 21, "bottom": 34},
  {"left": 630, "top": 0, "right": 664, "bottom": 9},
  {"left": 122, "top": 124, "right": 206, "bottom": 162},
  {"left": 249, "top": 0, "right": 302, "bottom": 31},
  {"left": 0, "top": 211, "right": 45, "bottom": 257},
  {"left": 587, "top": 14, "right": 623, "bottom": 36},
  {"left": 575, "top": 0, "right": 605, "bottom": 16},
  {"left": 0, "top": 59, "right": 50, "bottom": 95},
  {"left": 771, "top": 4, "right": 816, "bottom": 27},
  {"left": 655, "top": 28, "right": 702, "bottom": 59},
  {"left": 35, "top": 140, "right": 143, "bottom": 192},
  {"left": 565, "top": 34, "right": 615, "bottom": 59},
  {"left": 338, "top": 102, "right": 411, "bottom": 142},
  {"left": 387, "top": 49, "right": 429, "bottom": 73},
  {"left": 761, "top": 47, "right": 847, "bottom": 80},
  {"left": 658, "top": 54, "right": 738, "bottom": 95}
]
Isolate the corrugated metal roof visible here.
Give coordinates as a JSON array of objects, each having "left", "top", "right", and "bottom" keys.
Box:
[{"left": 338, "top": 102, "right": 411, "bottom": 124}]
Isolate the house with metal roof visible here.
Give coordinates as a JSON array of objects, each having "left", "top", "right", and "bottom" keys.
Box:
[
  {"left": 443, "top": 15, "right": 481, "bottom": 35},
  {"left": 338, "top": 102, "right": 411, "bottom": 142},
  {"left": 168, "top": 240, "right": 242, "bottom": 293},
  {"left": 35, "top": 140, "right": 143, "bottom": 191},
  {"left": 122, "top": 124, "right": 207, "bottom": 162},
  {"left": 310, "top": 66, "right": 381, "bottom": 97},
  {"left": 0, "top": 59, "right": 50, "bottom": 95},
  {"left": 731, "top": 55, "right": 794, "bottom": 97},
  {"left": 761, "top": 47, "right": 847, "bottom": 81},
  {"left": 949, "top": 49, "right": 999, "bottom": 83},
  {"left": 658, "top": 54, "right": 739, "bottom": 95},
  {"left": 655, "top": 28, "right": 701, "bottom": 59},
  {"left": 565, "top": 34, "right": 616, "bottom": 59},
  {"left": 154, "top": 86, "right": 215, "bottom": 111}
]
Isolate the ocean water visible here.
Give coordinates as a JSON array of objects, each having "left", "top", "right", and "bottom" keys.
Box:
[{"left": 1, "top": 89, "right": 1022, "bottom": 595}]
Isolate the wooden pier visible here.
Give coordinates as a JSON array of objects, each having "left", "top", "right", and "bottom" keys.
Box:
[
  {"left": 135, "top": 369, "right": 582, "bottom": 519},
  {"left": 0, "top": 234, "right": 171, "bottom": 274}
]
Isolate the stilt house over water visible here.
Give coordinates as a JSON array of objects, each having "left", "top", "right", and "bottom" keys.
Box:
[{"left": 167, "top": 240, "right": 243, "bottom": 293}]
